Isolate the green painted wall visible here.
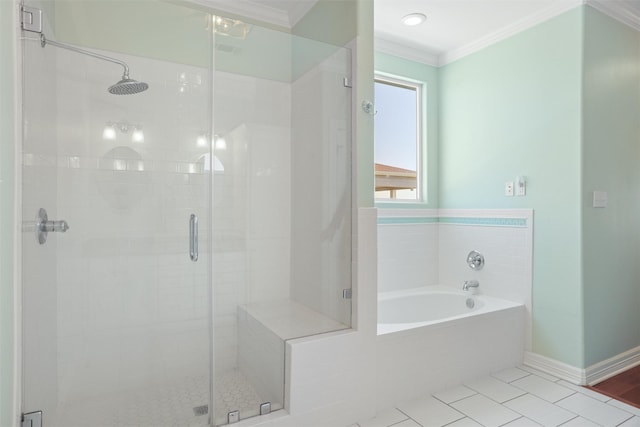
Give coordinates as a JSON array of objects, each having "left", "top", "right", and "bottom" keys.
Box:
[
  {"left": 376, "top": 4, "right": 640, "bottom": 370},
  {"left": 439, "top": 9, "right": 585, "bottom": 367},
  {"left": 582, "top": 8, "right": 640, "bottom": 367},
  {"left": 0, "top": 1, "right": 17, "bottom": 425},
  {"left": 374, "top": 52, "right": 439, "bottom": 208}
]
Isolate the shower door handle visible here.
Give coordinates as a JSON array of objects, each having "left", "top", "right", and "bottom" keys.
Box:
[{"left": 189, "top": 214, "right": 198, "bottom": 262}]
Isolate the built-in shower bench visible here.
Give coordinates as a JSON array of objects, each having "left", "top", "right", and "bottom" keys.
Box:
[
  {"left": 240, "top": 299, "right": 348, "bottom": 340},
  {"left": 237, "top": 300, "right": 349, "bottom": 409}
]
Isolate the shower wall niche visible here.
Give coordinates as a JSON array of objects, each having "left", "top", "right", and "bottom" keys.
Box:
[{"left": 20, "top": 1, "right": 352, "bottom": 426}]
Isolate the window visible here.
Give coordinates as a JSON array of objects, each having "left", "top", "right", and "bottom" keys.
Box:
[{"left": 374, "top": 75, "right": 422, "bottom": 201}]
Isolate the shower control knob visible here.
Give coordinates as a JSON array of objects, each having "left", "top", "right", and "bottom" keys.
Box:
[
  {"left": 467, "top": 250, "right": 485, "bottom": 271},
  {"left": 36, "top": 208, "right": 69, "bottom": 245}
]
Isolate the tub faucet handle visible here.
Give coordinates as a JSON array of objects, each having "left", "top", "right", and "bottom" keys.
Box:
[
  {"left": 467, "top": 250, "right": 485, "bottom": 270},
  {"left": 462, "top": 280, "right": 479, "bottom": 291}
]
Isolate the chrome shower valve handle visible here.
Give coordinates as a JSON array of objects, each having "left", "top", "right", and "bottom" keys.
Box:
[{"left": 466, "top": 250, "right": 485, "bottom": 270}]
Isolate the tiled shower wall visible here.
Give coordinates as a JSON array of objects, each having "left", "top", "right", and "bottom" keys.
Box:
[
  {"left": 213, "top": 71, "right": 292, "bottom": 374},
  {"left": 291, "top": 46, "right": 352, "bottom": 326},
  {"left": 22, "top": 40, "right": 212, "bottom": 409}
]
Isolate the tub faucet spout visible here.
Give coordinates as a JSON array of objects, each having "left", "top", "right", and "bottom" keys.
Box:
[{"left": 462, "top": 280, "right": 479, "bottom": 291}]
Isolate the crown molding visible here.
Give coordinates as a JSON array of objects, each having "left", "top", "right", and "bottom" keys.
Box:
[
  {"left": 586, "top": 0, "right": 640, "bottom": 31},
  {"left": 193, "top": 0, "right": 291, "bottom": 28},
  {"left": 375, "top": 0, "right": 596, "bottom": 68},
  {"left": 189, "top": 0, "right": 319, "bottom": 29},
  {"left": 375, "top": 35, "right": 440, "bottom": 67},
  {"left": 440, "top": 0, "right": 583, "bottom": 65}
]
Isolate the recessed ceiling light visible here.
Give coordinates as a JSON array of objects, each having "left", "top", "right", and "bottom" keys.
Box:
[{"left": 401, "top": 13, "right": 427, "bottom": 26}]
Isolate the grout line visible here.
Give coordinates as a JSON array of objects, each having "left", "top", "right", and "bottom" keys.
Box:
[
  {"left": 556, "top": 415, "right": 579, "bottom": 426},
  {"left": 440, "top": 416, "right": 467, "bottom": 427},
  {"left": 394, "top": 408, "right": 423, "bottom": 427},
  {"left": 500, "top": 393, "right": 529, "bottom": 405},
  {"left": 388, "top": 418, "right": 420, "bottom": 427},
  {"left": 551, "top": 391, "right": 577, "bottom": 404},
  {"left": 431, "top": 390, "right": 478, "bottom": 406}
]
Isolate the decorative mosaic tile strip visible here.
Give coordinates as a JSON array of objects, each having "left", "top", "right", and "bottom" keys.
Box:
[
  {"left": 438, "top": 217, "right": 527, "bottom": 227},
  {"left": 377, "top": 217, "right": 439, "bottom": 225},
  {"left": 378, "top": 216, "right": 527, "bottom": 227}
]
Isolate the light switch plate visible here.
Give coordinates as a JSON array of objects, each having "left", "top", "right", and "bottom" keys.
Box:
[{"left": 593, "top": 191, "right": 607, "bottom": 208}]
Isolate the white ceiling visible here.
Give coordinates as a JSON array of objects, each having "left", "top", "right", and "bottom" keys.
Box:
[
  {"left": 375, "top": 0, "right": 640, "bottom": 66},
  {"left": 202, "top": 0, "right": 640, "bottom": 66}
]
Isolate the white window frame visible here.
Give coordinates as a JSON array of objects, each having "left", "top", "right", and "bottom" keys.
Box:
[{"left": 374, "top": 73, "right": 424, "bottom": 203}]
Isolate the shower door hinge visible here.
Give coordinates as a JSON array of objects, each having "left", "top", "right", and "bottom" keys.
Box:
[
  {"left": 342, "top": 288, "right": 352, "bottom": 299},
  {"left": 21, "top": 411, "right": 42, "bottom": 427},
  {"left": 21, "top": 6, "right": 42, "bottom": 33},
  {"left": 343, "top": 77, "right": 352, "bottom": 88}
]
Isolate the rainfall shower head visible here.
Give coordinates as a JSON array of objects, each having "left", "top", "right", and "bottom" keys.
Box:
[
  {"left": 40, "top": 34, "right": 149, "bottom": 96},
  {"left": 109, "top": 76, "right": 149, "bottom": 95}
]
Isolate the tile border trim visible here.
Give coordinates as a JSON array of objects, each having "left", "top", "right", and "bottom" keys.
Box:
[
  {"left": 378, "top": 208, "right": 532, "bottom": 228},
  {"left": 378, "top": 217, "right": 438, "bottom": 225}
]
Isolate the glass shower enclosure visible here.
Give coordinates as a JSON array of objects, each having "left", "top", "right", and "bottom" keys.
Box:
[{"left": 20, "top": 1, "right": 352, "bottom": 426}]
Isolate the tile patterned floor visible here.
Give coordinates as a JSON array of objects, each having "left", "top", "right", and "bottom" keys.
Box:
[{"left": 353, "top": 366, "right": 640, "bottom": 427}]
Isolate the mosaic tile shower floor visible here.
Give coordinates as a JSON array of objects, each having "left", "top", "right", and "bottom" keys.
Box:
[{"left": 51, "top": 369, "right": 276, "bottom": 427}]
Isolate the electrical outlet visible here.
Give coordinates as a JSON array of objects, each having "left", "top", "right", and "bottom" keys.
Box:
[{"left": 505, "top": 182, "right": 514, "bottom": 196}]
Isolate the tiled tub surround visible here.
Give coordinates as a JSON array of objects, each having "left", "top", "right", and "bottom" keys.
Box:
[
  {"left": 377, "top": 210, "right": 439, "bottom": 293},
  {"left": 376, "top": 209, "right": 533, "bottom": 410},
  {"left": 377, "top": 208, "right": 533, "bottom": 340}
]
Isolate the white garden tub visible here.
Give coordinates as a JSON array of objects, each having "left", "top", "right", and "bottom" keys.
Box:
[
  {"left": 376, "top": 285, "right": 526, "bottom": 408},
  {"left": 378, "top": 284, "right": 522, "bottom": 335}
]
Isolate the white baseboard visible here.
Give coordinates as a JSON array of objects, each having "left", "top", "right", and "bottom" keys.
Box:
[
  {"left": 584, "top": 346, "right": 640, "bottom": 385},
  {"left": 524, "top": 352, "right": 586, "bottom": 385},
  {"left": 525, "top": 346, "right": 640, "bottom": 386}
]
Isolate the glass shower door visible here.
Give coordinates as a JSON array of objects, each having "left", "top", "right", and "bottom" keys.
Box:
[
  {"left": 211, "top": 16, "right": 353, "bottom": 425},
  {"left": 21, "top": 1, "right": 213, "bottom": 426}
]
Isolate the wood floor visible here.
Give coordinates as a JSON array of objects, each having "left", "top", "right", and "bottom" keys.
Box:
[{"left": 589, "top": 365, "right": 640, "bottom": 409}]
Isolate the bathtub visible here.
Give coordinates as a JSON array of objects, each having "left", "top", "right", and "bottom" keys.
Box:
[
  {"left": 378, "top": 285, "right": 523, "bottom": 335},
  {"left": 376, "top": 285, "right": 526, "bottom": 409}
]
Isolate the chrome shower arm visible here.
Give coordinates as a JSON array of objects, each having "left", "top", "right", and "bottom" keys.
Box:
[{"left": 40, "top": 33, "right": 130, "bottom": 78}]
